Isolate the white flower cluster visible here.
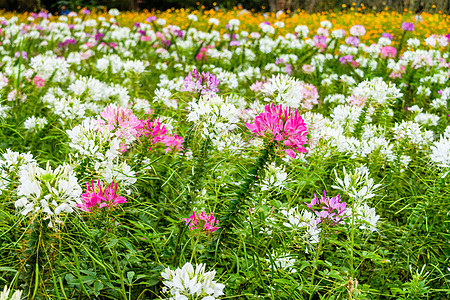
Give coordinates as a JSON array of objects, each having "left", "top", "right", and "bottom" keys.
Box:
[
  {"left": 280, "top": 206, "right": 321, "bottom": 252},
  {"left": 187, "top": 94, "right": 243, "bottom": 152},
  {"left": 260, "top": 74, "right": 319, "bottom": 110},
  {"left": 260, "top": 162, "right": 288, "bottom": 191},
  {"left": 0, "top": 286, "right": 22, "bottom": 300},
  {"left": 352, "top": 77, "right": 402, "bottom": 106},
  {"left": 161, "top": 262, "right": 225, "bottom": 300},
  {"left": 430, "top": 136, "right": 450, "bottom": 169},
  {"left": 24, "top": 116, "right": 48, "bottom": 131},
  {"left": 0, "top": 149, "right": 36, "bottom": 195},
  {"left": 15, "top": 162, "right": 82, "bottom": 228},
  {"left": 66, "top": 118, "right": 136, "bottom": 186},
  {"left": 392, "top": 121, "right": 434, "bottom": 147},
  {"left": 265, "top": 251, "right": 297, "bottom": 273},
  {"left": 332, "top": 166, "right": 381, "bottom": 232}
]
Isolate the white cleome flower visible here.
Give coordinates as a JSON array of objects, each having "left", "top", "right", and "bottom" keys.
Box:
[
  {"left": 161, "top": 262, "right": 225, "bottom": 300},
  {"left": 15, "top": 162, "right": 82, "bottom": 228},
  {"left": 0, "top": 285, "right": 23, "bottom": 300}
]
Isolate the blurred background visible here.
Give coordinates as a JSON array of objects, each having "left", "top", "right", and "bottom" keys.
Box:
[{"left": 0, "top": 0, "right": 449, "bottom": 14}]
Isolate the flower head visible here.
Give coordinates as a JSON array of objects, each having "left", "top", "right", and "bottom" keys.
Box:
[
  {"left": 350, "top": 25, "right": 366, "bottom": 36},
  {"left": 32, "top": 76, "right": 45, "bottom": 88},
  {"left": 161, "top": 262, "right": 225, "bottom": 299},
  {"left": 306, "top": 191, "right": 347, "bottom": 226},
  {"left": 401, "top": 22, "right": 415, "bottom": 31},
  {"left": 184, "top": 211, "right": 220, "bottom": 233},
  {"left": 380, "top": 46, "right": 397, "bottom": 58},
  {"left": 246, "top": 104, "right": 308, "bottom": 158},
  {"left": 97, "top": 105, "right": 143, "bottom": 150},
  {"left": 77, "top": 180, "right": 126, "bottom": 212},
  {"left": 140, "top": 118, "right": 183, "bottom": 153},
  {"left": 181, "top": 70, "right": 219, "bottom": 95}
]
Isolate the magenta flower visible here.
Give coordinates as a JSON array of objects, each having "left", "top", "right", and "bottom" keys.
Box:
[
  {"left": 32, "top": 76, "right": 45, "bottom": 88},
  {"left": 196, "top": 47, "right": 208, "bottom": 61},
  {"left": 184, "top": 211, "right": 220, "bottom": 233},
  {"left": 140, "top": 118, "right": 184, "bottom": 153},
  {"left": 181, "top": 70, "right": 220, "bottom": 95},
  {"left": 246, "top": 104, "right": 308, "bottom": 158},
  {"left": 401, "top": 22, "right": 415, "bottom": 31},
  {"left": 77, "top": 180, "right": 127, "bottom": 212},
  {"left": 306, "top": 191, "right": 347, "bottom": 226}
]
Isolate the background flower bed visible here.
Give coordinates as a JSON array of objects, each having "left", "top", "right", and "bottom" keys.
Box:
[{"left": 0, "top": 7, "right": 449, "bottom": 300}]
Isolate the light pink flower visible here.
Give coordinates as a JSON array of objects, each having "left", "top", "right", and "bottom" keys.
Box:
[
  {"left": 302, "top": 64, "right": 315, "bottom": 74},
  {"left": 97, "top": 105, "right": 143, "bottom": 147},
  {"left": 350, "top": 25, "right": 366, "bottom": 36},
  {"left": 250, "top": 80, "right": 264, "bottom": 92},
  {"left": 306, "top": 191, "right": 347, "bottom": 226},
  {"left": 347, "top": 95, "right": 367, "bottom": 107}
]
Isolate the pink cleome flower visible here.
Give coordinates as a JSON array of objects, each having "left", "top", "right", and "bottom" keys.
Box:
[
  {"left": 184, "top": 211, "right": 220, "bottom": 233},
  {"left": 380, "top": 46, "right": 397, "bottom": 59},
  {"left": 140, "top": 118, "right": 184, "bottom": 153},
  {"left": 181, "top": 70, "right": 220, "bottom": 95},
  {"left": 32, "top": 76, "right": 45, "bottom": 88},
  {"left": 97, "top": 105, "right": 143, "bottom": 148},
  {"left": 246, "top": 104, "right": 308, "bottom": 158},
  {"left": 306, "top": 191, "right": 347, "bottom": 226},
  {"left": 77, "top": 180, "right": 127, "bottom": 212}
]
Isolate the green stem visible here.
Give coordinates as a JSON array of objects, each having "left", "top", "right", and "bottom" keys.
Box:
[
  {"left": 217, "top": 143, "right": 274, "bottom": 241},
  {"left": 309, "top": 225, "right": 325, "bottom": 299},
  {"left": 112, "top": 244, "right": 128, "bottom": 300},
  {"left": 350, "top": 200, "right": 356, "bottom": 277}
]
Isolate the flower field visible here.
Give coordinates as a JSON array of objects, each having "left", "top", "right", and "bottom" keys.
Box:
[{"left": 0, "top": 7, "right": 449, "bottom": 299}]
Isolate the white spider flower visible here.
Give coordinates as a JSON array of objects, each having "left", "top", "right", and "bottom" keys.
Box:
[
  {"left": 332, "top": 166, "right": 381, "bottom": 202},
  {"left": 161, "top": 263, "right": 225, "bottom": 300},
  {"left": 15, "top": 162, "right": 82, "bottom": 228},
  {"left": 0, "top": 286, "right": 22, "bottom": 300}
]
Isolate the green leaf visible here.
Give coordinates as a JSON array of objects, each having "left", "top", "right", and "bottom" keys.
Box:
[
  {"left": 106, "top": 238, "right": 119, "bottom": 249},
  {"left": 127, "top": 271, "right": 135, "bottom": 285},
  {"left": 94, "top": 281, "right": 103, "bottom": 297}
]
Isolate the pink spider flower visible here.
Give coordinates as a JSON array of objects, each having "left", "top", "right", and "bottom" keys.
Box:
[
  {"left": 97, "top": 105, "right": 143, "bottom": 144},
  {"left": 347, "top": 95, "right": 367, "bottom": 107},
  {"left": 140, "top": 118, "right": 184, "bottom": 153},
  {"left": 196, "top": 46, "right": 208, "bottom": 61},
  {"left": 299, "top": 82, "right": 319, "bottom": 110},
  {"left": 389, "top": 65, "right": 406, "bottom": 79},
  {"left": 306, "top": 191, "right": 347, "bottom": 226},
  {"left": 184, "top": 211, "right": 220, "bottom": 233},
  {"left": 380, "top": 46, "right": 397, "bottom": 58},
  {"left": 246, "top": 104, "right": 308, "bottom": 158},
  {"left": 77, "top": 180, "right": 127, "bottom": 212},
  {"left": 250, "top": 80, "right": 264, "bottom": 92},
  {"left": 32, "top": 76, "right": 45, "bottom": 88},
  {"left": 181, "top": 70, "right": 219, "bottom": 95}
]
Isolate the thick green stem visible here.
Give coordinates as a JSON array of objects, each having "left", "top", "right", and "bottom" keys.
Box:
[{"left": 217, "top": 143, "right": 274, "bottom": 242}]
